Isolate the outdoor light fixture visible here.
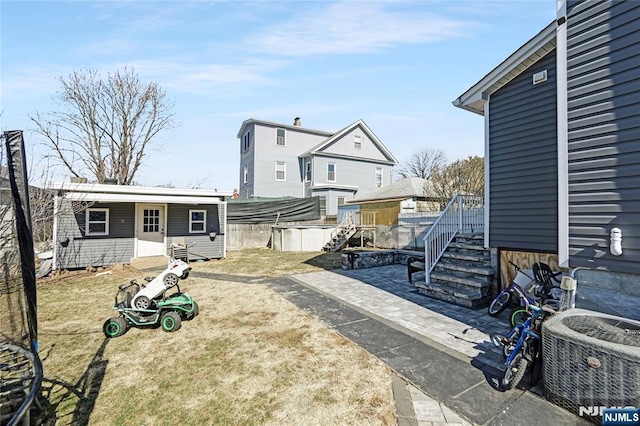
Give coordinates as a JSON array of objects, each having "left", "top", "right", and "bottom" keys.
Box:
[
  {"left": 208, "top": 232, "right": 217, "bottom": 241},
  {"left": 610, "top": 227, "right": 622, "bottom": 256},
  {"left": 60, "top": 237, "right": 70, "bottom": 247}
]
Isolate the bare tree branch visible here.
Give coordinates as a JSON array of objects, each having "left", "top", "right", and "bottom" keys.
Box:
[
  {"left": 30, "top": 68, "right": 175, "bottom": 184},
  {"left": 397, "top": 149, "right": 447, "bottom": 180},
  {"left": 431, "top": 156, "right": 484, "bottom": 203}
]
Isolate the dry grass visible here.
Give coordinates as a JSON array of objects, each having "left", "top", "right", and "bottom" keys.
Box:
[{"left": 37, "top": 249, "right": 395, "bottom": 425}]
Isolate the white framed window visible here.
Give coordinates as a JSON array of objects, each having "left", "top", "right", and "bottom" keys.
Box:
[
  {"left": 327, "top": 163, "right": 336, "bottom": 182},
  {"left": 189, "top": 209, "right": 206, "bottom": 233},
  {"left": 243, "top": 130, "right": 251, "bottom": 151},
  {"left": 243, "top": 165, "right": 248, "bottom": 183},
  {"left": 354, "top": 135, "right": 362, "bottom": 149},
  {"left": 338, "top": 196, "right": 345, "bottom": 206},
  {"left": 319, "top": 196, "right": 327, "bottom": 216},
  {"left": 375, "top": 167, "right": 383, "bottom": 187},
  {"left": 305, "top": 161, "right": 311, "bottom": 182},
  {"left": 276, "top": 128, "right": 286, "bottom": 146},
  {"left": 276, "top": 161, "right": 286, "bottom": 181},
  {"left": 86, "top": 208, "right": 109, "bottom": 236}
]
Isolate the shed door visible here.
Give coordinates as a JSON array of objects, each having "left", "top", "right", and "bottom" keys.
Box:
[{"left": 137, "top": 204, "right": 165, "bottom": 257}]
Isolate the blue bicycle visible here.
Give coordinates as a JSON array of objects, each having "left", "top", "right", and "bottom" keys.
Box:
[
  {"left": 499, "top": 304, "right": 555, "bottom": 390},
  {"left": 487, "top": 261, "right": 537, "bottom": 317}
]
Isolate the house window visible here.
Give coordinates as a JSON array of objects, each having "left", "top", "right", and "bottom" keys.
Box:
[
  {"left": 354, "top": 135, "right": 362, "bottom": 149},
  {"left": 327, "top": 163, "right": 336, "bottom": 182},
  {"left": 319, "top": 196, "right": 327, "bottom": 216},
  {"left": 142, "top": 208, "right": 160, "bottom": 232},
  {"left": 276, "top": 161, "right": 286, "bottom": 181},
  {"left": 305, "top": 161, "right": 311, "bottom": 182},
  {"left": 86, "top": 208, "right": 109, "bottom": 236},
  {"left": 338, "top": 197, "right": 345, "bottom": 206},
  {"left": 243, "top": 130, "right": 251, "bottom": 151},
  {"left": 243, "top": 165, "right": 248, "bottom": 183},
  {"left": 189, "top": 209, "right": 206, "bottom": 233},
  {"left": 276, "top": 128, "right": 286, "bottom": 146},
  {"left": 375, "top": 167, "right": 383, "bottom": 187}
]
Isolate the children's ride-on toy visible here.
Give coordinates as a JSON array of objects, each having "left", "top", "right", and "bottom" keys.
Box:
[
  {"left": 130, "top": 258, "right": 191, "bottom": 310},
  {"left": 102, "top": 259, "right": 198, "bottom": 338}
]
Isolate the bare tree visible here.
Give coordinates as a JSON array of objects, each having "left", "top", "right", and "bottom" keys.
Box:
[
  {"left": 397, "top": 149, "right": 447, "bottom": 180},
  {"left": 31, "top": 68, "right": 175, "bottom": 185},
  {"left": 431, "top": 156, "right": 484, "bottom": 202}
]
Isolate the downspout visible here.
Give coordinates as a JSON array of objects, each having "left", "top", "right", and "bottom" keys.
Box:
[
  {"left": 557, "top": 0, "right": 569, "bottom": 267},
  {"left": 483, "top": 95, "right": 490, "bottom": 248},
  {"left": 52, "top": 194, "right": 59, "bottom": 270}
]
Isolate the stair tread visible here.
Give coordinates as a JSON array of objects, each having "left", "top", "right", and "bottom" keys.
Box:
[
  {"left": 429, "top": 272, "right": 491, "bottom": 288},
  {"left": 434, "top": 262, "right": 494, "bottom": 276},
  {"left": 448, "top": 242, "right": 487, "bottom": 250},
  {"left": 442, "top": 252, "right": 490, "bottom": 262},
  {"left": 415, "top": 281, "right": 488, "bottom": 301}
]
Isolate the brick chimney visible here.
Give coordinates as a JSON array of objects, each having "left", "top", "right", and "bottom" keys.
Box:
[{"left": 293, "top": 117, "right": 301, "bottom": 127}]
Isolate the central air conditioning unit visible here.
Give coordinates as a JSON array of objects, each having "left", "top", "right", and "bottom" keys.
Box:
[{"left": 542, "top": 309, "right": 640, "bottom": 424}]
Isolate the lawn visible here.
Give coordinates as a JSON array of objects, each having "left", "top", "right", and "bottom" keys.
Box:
[{"left": 37, "top": 248, "right": 396, "bottom": 425}]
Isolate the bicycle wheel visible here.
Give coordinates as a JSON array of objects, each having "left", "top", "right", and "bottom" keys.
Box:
[
  {"left": 488, "top": 291, "right": 511, "bottom": 316},
  {"left": 502, "top": 352, "right": 530, "bottom": 390},
  {"left": 509, "top": 307, "right": 530, "bottom": 328}
]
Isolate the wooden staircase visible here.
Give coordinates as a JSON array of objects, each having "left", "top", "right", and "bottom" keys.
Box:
[
  {"left": 413, "top": 232, "right": 494, "bottom": 308},
  {"left": 323, "top": 212, "right": 357, "bottom": 252}
]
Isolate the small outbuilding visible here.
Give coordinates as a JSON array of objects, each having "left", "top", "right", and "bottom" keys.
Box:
[{"left": 49, "top": 182, "right": 230, "bottom": 270}]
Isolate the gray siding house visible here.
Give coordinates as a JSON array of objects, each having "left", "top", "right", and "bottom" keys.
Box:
[
  {"left": 453, "top": 0, "right": 640, "bottom": 319},
  {"left": 237, "top": 118, "right": 398, "bottom": 216},
  {"left": 49, "top": 182, "right": 229, "bottom": 269}
]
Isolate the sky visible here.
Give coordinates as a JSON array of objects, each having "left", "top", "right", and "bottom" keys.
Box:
[{"left": 1, "top": 0, "right": 556, "bottom": 191}]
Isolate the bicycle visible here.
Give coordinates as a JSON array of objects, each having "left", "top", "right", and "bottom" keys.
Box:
[
  {"left": 487, "top": 261, "right": 537, "bottom": 317},
  {"left": 499, "top": 304, "right": 555, "bottom": 390}
]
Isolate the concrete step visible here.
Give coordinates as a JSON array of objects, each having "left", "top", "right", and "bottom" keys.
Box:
[
  {"left": 434, "top": 262, "right": 494, "bottom": 277},
  {"left": 415, "top": 281, "right": 491, "bottom": 308},
  {"left": 429, "top": 271, "right": 492, "bottom": 288},
  {"left": 448, "top": 242, "right": 487, "bottom": 251},
  {"left": 441, "top": 252, "right": 490, "bottom": 263}
]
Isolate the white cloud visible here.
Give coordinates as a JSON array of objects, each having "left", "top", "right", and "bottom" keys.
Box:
[{"left": 252, "top": 1, "right": 474, "bottom": 56}]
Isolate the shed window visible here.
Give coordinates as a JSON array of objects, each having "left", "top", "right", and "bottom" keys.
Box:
[
  {"left": 86, "top": 208, "right": 109, "bottom": 236},
  {"left": 189, "top": 209, "right": 206, "bottom": 233},
  {"left": 305, "top": 161, "right": 311, "bottom": 182}
]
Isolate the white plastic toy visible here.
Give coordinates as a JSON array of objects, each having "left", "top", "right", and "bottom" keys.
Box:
[{"left": 130, "top": 258, "right": 192, "bottom": 310}]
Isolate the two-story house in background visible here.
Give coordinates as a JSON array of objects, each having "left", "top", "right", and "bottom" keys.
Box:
[{"left": 237, "top": 117, "right": 398, "bottom": 216}]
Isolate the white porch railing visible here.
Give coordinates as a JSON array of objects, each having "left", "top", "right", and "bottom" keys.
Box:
[{"left": 422, "top": 195, "right": 484, "bottom": 284}]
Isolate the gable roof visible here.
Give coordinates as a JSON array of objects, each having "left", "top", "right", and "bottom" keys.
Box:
[
  {"left": 453, "top": 21, "right": 556, "bottom": 115},
  {"left": 236, "top": 118, "right": 332, "bottom": 139},
  {"left": 348, "top": 177, "right": 433, "bottom": 203},
  {"left": 301, "top": 119, "right": 398, "bottom": 164}
]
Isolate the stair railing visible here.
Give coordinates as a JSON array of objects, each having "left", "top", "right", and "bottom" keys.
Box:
[
  {"left": 326, "top": 211, "right": 356, "bottom": 251},
  {"left": 422, "top": 194, "right": 484, "bottom": 284}
]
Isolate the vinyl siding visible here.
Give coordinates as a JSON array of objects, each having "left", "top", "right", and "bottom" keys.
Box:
[
  {"left": 321, "top": 127, "right": 388, "bottom": 161},
  {"left": 566, "top": 0, "right": 640, "bottom": 273},
  {"left": 488, "top": 50, "right": 558, "bottom": 251},
  {"left": 56, "top": 201, "right": 135, "bottom": 269},
  {"left": 166, "top": 204, "right": 225, "bottom": 259},
  {"left": 252, "top": 123, "right": 327, "bottom": 197}
]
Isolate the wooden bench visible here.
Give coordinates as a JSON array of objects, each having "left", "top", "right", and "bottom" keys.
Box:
[{"left": 407, "top": 256, "right": 425, "bottom": 284}]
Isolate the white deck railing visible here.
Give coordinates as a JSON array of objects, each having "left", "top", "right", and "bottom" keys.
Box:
[{"left": 422, "top": 195, "right": 484, "bottom": 284}]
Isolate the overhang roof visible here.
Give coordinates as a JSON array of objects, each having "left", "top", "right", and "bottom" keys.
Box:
[
  {"left": 452, "top": 21, "right": 556, "bottom": 115},
  {"left": 48, "top": 182, "right": 230, "bottom": 204},
  {"left": 348, "top": 177, "right": 434, "bottom": 203}
]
